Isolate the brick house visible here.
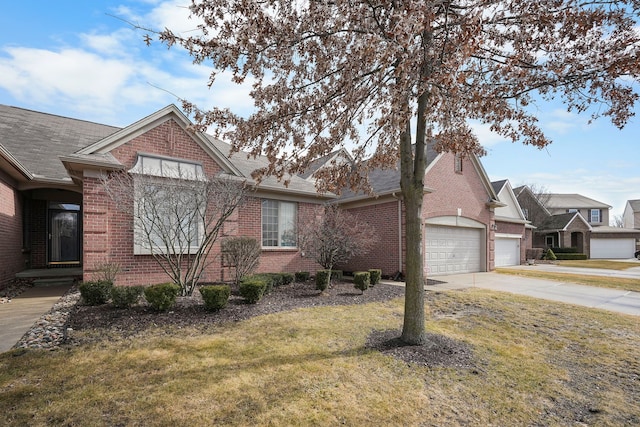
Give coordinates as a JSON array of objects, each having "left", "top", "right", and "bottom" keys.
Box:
[
  {"left": 333, "top": 144, "right": 511, "bottom": 277},
  {"left": 515, "top": 186, "right": 640, "bottom": 259},
  {"left": 0, "top": 104, "right": 330, "bottom": 287}
]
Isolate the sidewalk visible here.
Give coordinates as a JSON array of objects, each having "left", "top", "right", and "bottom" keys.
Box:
[
  {"left": 0, "top": 285, "right": 70, "bottom": 353},
  {"left": 423, "top": 271, "right": 640, "bottom": 316}
]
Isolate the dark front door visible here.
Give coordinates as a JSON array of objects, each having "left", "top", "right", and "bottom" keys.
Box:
[{"left": 48, "top": 208, "right": 80, "bottom": 265}]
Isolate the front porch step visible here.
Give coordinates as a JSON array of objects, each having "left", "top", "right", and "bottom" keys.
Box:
[{"left": 32, "top": 278, "right": 76, "bottom": 287}]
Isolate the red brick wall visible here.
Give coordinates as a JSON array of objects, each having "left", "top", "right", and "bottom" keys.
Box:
[
  {"left": 0, "top": 174, "right": 24, "bottom": 287},
  {"left": 236, "top": 197, "right": 322, "bottom": 277},
  {"left": 337, "top": 200, "right": 401, "bottom": 277},
  {"left": 29, "top": 199, "right": 47, "bottom": 268}
]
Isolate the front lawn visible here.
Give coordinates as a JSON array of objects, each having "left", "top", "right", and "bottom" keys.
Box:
[
  {"left": 557, "top": 260, "right": 640, "bottom": 270},
  {"left": 1, "top": 287, "right": 638, "bottom": 426}
]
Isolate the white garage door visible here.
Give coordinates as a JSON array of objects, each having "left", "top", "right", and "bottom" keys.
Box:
[
  {"left": 591, "top": 238, "right": 636, "bottom": 259},
  {"left": 495, "top": 237, "right": 520, "bottom": 267},
  {"left": 425, "top": 225, "right": 482, "bottom": 275}
]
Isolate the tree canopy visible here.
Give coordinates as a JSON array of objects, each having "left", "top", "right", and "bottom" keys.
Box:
[{"left": 150, "top": 0, "right": 640, "bottom": 343}]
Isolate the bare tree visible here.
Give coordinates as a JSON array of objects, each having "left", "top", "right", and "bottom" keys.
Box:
[
  {"left": 102, "top": 170, "right": 245, "bottom": 296},
  {"left": 298, "top": 205, "right": 376, "bottom": 289},
  {"left": 221, "top": 236, "right": 261, "bottom": 286},
  {"left": 145, "top": 1, "right": 639, "bottom": 344},
  {"left": 612, "top": 214, "right": 624, "bottom": 228}
]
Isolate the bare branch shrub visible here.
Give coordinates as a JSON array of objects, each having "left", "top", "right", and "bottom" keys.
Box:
[{"left": 221, "top": 236, "right": 261, "bottom": 286}]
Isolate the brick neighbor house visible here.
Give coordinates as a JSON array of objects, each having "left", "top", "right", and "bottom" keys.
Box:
[
  {"left": 515, "top": 186, "right": 640, "bottom": 259},
  {"left": 0, "top": 103, "right": 529, "bottom": 287}
]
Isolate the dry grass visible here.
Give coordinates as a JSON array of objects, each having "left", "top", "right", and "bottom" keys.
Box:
[
  {"left": 556, "top": 260, "right": 640, "bottom": 270},
  {"left": 496, "top": 268, "right": 640, "bottom": 293},
  {"left": 1, "top": 291, "right": 639, "bottom": 426}
]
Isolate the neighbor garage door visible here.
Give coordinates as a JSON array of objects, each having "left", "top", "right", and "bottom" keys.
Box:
[
  {"left": 590, "top": 238, "right": 636, "bottom": 259},
  {"left": 425, "top": 225, "right": 482, "bottom": 275},
  {"left": 495, "top": 236, "right": 520, "bottom": 267}
]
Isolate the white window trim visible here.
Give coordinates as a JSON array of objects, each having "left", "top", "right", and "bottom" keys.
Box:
[
  {"left": 590, "top": 209, "right": 601, "bottom": 223},
  {"left": 261, "top": 199, "right": 297, "bottom": 249}
]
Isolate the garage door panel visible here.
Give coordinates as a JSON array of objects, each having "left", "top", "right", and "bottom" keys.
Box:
[
  {"left": 425, "top": 225, "right": 482, "bottom": 276},
  {"left": 495, "top": 237, "right": 520, "bottom": 267},
  {"left": 591, "top": 238, "right": 635, "bottom": 259}
]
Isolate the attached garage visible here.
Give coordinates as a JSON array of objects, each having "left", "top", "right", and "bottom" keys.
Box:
[
  {"left": 425, "top": 224, "right": 483, "bottom": 275},
  {"left": 591, "top": 238, "right": 636, "bottom": 259},
  {"left": 495, "top": 234, "right": 521, "bottom": 267}
]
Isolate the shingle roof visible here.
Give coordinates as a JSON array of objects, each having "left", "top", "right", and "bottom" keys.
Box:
[
  {"left": 0, "top": 105, "right": 119, "bottom": 181},
  {"left": 491, "top": 179, "right": 508, "bottom": 195},
  {"left": 338, "top": 142, "right": 441, "bottom": 200},
  {"left": 204, "top": 135, "right": 330, "bottom": 197},
  {"left": 544, "top": 193, "right": 611, "bottom": 209},
  {"left": 538, "top": 212, "right": 591, "bottom": 231}
]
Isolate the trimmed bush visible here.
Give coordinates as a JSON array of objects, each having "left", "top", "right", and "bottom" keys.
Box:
[
  {"left": 200, "top": 284, "right": 231, "bottom": 311},
  {"left": 143, "top": 283, "right": 180, "bottom": 312},
  {"left": 110, "top": 285, "right": 144, "bottom": 308},
  {"left": 79, "top": 280, "right": 113, "bottom": 306},
  {"left": 315, "top": 270, "right": 331, "bottom": 292},
  {"left": 281, "top": 272, "right": 295, "bottom": 285},
  {"left": 526, "top": 248, "right": 544, "bottom": 260},
  {"left": 368, "top": 269, "right": 382, "bottom": 286},
  {"left": 551, "top": 247, "right": 579, "bottom": 254},
  {"left": 239, "top": 279, "right": 267, "bottom": 304},
  {"left": 295, "top": 271, "right": 310, "bottom": 282},
  {"left": 544, "top": 248, "right": 557, "bottom": 261},
  {"left": 243, "top": 274, "right": 275, "bottom": 294},
  {"left": 353, "top": 271, "right": 370, "bottom": 293},
  {"left": 555, "top": 253, "right": 588, "bottom": 260}
]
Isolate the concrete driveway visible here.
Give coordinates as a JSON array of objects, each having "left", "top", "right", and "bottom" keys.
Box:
[{"left": 427, "top": 268, "right": 640, "bottom": 316}]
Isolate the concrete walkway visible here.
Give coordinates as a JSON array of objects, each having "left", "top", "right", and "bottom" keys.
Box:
[
  {"left": 425, "top": 271, "right": 640, "bottom": 316},
  {"left": 0, "top": 285, "right": 70, "bottom": 353}
]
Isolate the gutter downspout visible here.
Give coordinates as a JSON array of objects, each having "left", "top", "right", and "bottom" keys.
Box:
[{"left": 392, "top": 192, "right": 403, "bottom": 274}]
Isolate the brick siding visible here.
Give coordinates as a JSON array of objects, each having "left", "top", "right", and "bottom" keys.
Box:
[{"left": 0, "top": 174, "right": 24, "bottom": 287}]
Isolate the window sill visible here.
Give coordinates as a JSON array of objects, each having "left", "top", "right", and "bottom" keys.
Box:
[{"left": 261, "top": 247, "right": 298, "bottom": 252}]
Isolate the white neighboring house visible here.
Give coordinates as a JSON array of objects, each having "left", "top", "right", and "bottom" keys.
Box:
[{"left": 491, "top": 180, "right": 532, "bottom": 267}]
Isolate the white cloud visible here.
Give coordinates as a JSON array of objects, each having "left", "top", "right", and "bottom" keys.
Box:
[{"left": 469, "top": 120, "right": 509, "bottom": 148}]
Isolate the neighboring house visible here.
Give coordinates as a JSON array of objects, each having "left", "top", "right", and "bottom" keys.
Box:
[
  {"left": 515, "top": 186, "right": 640, "bottom": 259},
  {"left": 0, "top": 104, "right": 331, "bottom": 287},
  {"left": 623, "top": 199, "right": 640, "bottom": 229},
  {"left": 335, "top": 145, "right": 507, "bottom": 277},
  {"left": 491, "top": 180, "right": 533, "bottom": 266}
]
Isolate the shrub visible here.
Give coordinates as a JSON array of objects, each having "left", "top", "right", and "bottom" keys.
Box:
[
  {"left": 200, "top": 284, "right": 231, "bottom": 311},
  {"left": 551, "top": 247, "right": 579, "bottom": 254},
  {"left": 315, "top": 270, "right": 331, "bottom": 292},
  {"left": 526, "top": 248, "right": 544, "bottom": 260},
  {"left": 110, "top": 285, "right": 144, "bottom": 308},
  {"left": 368, "top": 269, "right": 382, "bottom": 286},
  {"left": 79, "top": 280, "right": 113, "bottom": 306},
  {"left": 281, "top": 272, "right": 295, "bottom": 285},
  {"left": 243, "top": 274, "right": 275, "bottom": 294},
  {"left": 353, "top": 271, "right": 370, "bottom": 293},
  {"left": 91, "top": 262, "right": 121, "bottom": 283},
  {"left": 143, "top": 283, "right": 180, "bottom": 312},
  {"left": 544, "top": 248, "right": 557, "bottom": 261},
  {"left": 239, "top": 279, "right": 267, "bottom": 304},
  {"left": 295, "top": 271, "right": 310, "bottom": 282}
]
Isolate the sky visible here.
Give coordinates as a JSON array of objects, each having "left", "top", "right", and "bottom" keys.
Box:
[{"left": 1, "top": 1, "right": 639, "bottom": 222}]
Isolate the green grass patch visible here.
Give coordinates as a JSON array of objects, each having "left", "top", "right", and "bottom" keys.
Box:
[{"left": 1, "top": 291, "right": 638, "bottom": 426}]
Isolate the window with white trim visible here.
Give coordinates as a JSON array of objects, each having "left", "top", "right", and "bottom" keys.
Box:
[
  {"left": 130, "top": 155, "right": 206, "bottom": 255},
  {"left": 261, "top": 200, "right": 297, "bottom": 247},
  {"left": 589, "top": 209, "right": 601, "bottom": 223}
]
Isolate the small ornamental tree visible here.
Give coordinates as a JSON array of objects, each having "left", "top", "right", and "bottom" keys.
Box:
[
  {"left": 298, "top": 205, "right": 376, "bottom": 290},
  {"left": 221, "top": 236, "right": 261, "bottom": 286},
  {"left": 102, "top": 170, "right": 245, "bottom": 296}
]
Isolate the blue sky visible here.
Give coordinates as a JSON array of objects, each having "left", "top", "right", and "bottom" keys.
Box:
[{"left": 1, "top": 1, "right": 639, "bottom": 221}]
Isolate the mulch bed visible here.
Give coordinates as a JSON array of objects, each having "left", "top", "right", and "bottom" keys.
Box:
[{"left": 67, "top": 279, "right": 477, "bottom": 369}]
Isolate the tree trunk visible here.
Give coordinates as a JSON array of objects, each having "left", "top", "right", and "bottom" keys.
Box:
[{"left": 399, "top": 81, "right": 429, "bottom": 345}]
